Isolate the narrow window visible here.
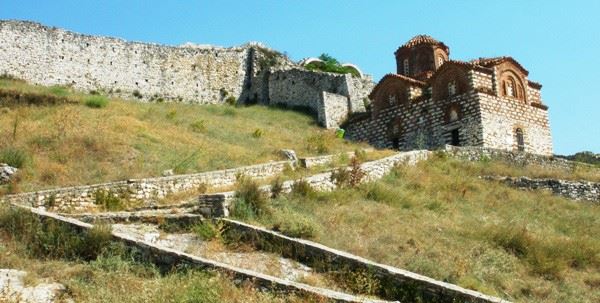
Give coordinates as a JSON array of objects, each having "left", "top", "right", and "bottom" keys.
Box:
[
  {"left": 448, "top": 108, "right": 459, "bottom": 122},
  {"left": 516, "top": 128, "right": 525, "bottom": 151},
  {"left": 437, "top": 55, "right": 444, "bottom": 68},
  {"left": 448, "top": 81, "right": 457, "bottom": 96},
  {"left": 388, "top": 94, "right": 397, "bottom": 106},
  {"left": 450, "top": 129, "right": 460, "bottom": 146},
  {"left": 403, "top": 59, "right": 409, "bottom": 75},
  {"left": 505, "top": 79, "right": 515, "bottom": 97}
]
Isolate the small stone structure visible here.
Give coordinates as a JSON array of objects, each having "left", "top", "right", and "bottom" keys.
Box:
[
  {"left": 0, "top": 20, "right": 373, "bottom": 129},
  {"left": 345, "top": 35, "right": 553, "bottom": 155},
  {"left": 485, "top": 176, "right": 600, "bottom": 203},
  {"left": 0, "top": 164, "right": 17, "bottom": 184}
]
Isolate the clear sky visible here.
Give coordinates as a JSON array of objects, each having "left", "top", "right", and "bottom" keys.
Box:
[{"left": 1, "top": 0, "right": 598, "bottom": 154}]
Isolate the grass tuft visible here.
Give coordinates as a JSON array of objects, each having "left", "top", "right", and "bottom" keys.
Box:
[{"left": 84, "top": 96, "right": 109, "bottom": 108}]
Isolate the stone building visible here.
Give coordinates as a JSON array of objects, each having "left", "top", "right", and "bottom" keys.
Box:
[{"left": 345, "top": 35, "right": 552, "bottom": 155}]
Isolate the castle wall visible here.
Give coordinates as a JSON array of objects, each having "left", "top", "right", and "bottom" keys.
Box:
[
  {"left": 478, "top": 92, "right": 553, "bottom": 155},
  {"left": 0, "top": 20, "right": 249, "bottom": 103},
  {"left": 318, "top": 92, "right": 350, "bottom": 129},
  {"left": 268, "top": 68, "right": 373, "bottom": 128}
]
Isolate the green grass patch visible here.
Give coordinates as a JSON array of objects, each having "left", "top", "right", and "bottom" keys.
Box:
[{"left": 84, "top": 95, "right": 109, "bottom": 108}]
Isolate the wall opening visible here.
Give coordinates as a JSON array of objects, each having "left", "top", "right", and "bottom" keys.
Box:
[
  {"left": 516, "top": 128, "right": 525, "bottom": 151},
  {"left": 450, "top": 129, "right": 460, "bottom": 146}
]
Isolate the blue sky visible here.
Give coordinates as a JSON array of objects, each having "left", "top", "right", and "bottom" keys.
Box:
[{"left": 1, "top": 0, "right": 598, "bottom": 154}]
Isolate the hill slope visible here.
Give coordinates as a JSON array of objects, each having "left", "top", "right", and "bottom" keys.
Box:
[{"left": 0, "top": 77, "right": 372, "bottom": 193}]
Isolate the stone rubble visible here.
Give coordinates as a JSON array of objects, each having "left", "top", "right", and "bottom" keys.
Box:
[
  {"left": 0, "top": 163, "right": 17, "bottom": 184},
  {"left": 0, "top": 269, "right": 68, "bottom": 303}
]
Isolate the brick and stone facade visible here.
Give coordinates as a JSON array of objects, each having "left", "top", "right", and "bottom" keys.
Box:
[{"left": 346, "top": 35, "right": 552, "bottom": 155}]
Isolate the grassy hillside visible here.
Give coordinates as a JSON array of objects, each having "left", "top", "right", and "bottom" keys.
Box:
[
  {"left": 242, "top": 155, "right": 600, "bottom": 303},
  {"left": 0, "top": 206, "right": 312, "bottom": 303},
  {"left": 0, "top": 77, "right": 372, "bottom": 193}
]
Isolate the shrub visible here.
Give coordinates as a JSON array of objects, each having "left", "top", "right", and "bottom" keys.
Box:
[
  {"left": 348, "top": 157, "right": 366, "bottom": 187},
  {"left": 0, "top": 207, "right": 112, "bottom": 260},
  {"left": 231, "top": 199, "right": 256, "bottom": 220},
  {"left": 270, "top": 177, "right": 284, "bottom": 198},
  {"left": 166, "top": 110, "right": 177, "bottom": 120},
  {"left": 291, "top": 179, "right": 314, "bottom": 197},
  {"left": 330, "top": 167, "right": 351, "bottom": 188},
  {"left": 192, "top": 221, "right": 219, "bottom": 241},
  {"left": 304, "top": 53, "right": 361, "bottom": 77},
  {"left": 190, "top": 120, "right": 207, "bottom": 133},
  {"left": 132, "top": 90, "right": 142, "bottom": 98},
  {"left": 234, "top": 175, "right": 269, "bottom": 217},
  {"left": 84, "top": 96, "right": 108, "bottom": 108},
  {"left": 93, "top": 189, "right": 124, "bottom": 211},
  {"left": 271, "top": 208, "right": 320, "bottom": 239},
  {"left": 0, "top": 147, "right": 28, "bottom": 168},
  {"left": 252, "top": 128, "right": 263, "bottom": 138},
  {"left": 49, "top": 85, "right": 69, "bottom": 97},
  {"left": 225, "top": 96, "right": 237, "bottom": 106},
  {"left": 329, "top": 268, "right": 381, "bottom": 296},
  {"left": 306, "top": 133, "right": 329, "bottom": 154}
]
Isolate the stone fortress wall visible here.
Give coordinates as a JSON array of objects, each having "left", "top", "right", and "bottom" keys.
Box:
[{"left": 0, "top": 20, "right": 373, "bottom": 128}]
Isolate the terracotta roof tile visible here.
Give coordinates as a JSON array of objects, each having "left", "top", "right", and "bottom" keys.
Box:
[{"left": 396, "top": 35, "right": 449, "bottom": 53}]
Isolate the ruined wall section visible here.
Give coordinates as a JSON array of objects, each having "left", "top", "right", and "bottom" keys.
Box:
[
  {"left": 0, "top": 20, "right": 249, "bottom": 103},
  {"left": 268, "top": 67, "right": 373, "bottom": 128}
]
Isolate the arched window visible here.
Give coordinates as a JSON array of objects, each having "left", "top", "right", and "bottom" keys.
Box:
[
  {"left": 388, "top": 94, "right": 397, "bottom": 106},
  {"left": 403, "top": 59, "right": 409, "bottom": 75},
  {"left": 437, "top": 55, "right": 445, "bottom": 68},
  {"left": 449, "top": 108, "right": 459, "bottom": 122},
  {"left": 503, "top": 77, "right": 517, "bottom": 98},
  {"left": 517, "top": 84, "right": 524, "bottom": 100},
  {"left": 515, "top": 128, "right": 525, "bottom": 151},
  {"left": 448, "top": 80, "right": 457, "bottom": 96}
]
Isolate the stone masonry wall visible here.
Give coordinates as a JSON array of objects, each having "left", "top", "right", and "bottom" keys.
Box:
[
  {"left": 0, "top": 20, "right": 250, "bottom": 103},
  {"left": 485, "top": 176, "right": 600, "bottom": 203},
  {"left": 478, "top": 92, "right": 552, "bottom": 155},
  {"left": 1, "top": 160, "right": 291, "bottom": 210},
  {"left": 345, "top": 90, "right": 483, "bottom": 150},
  {"left": 269, "top": 67, "right": 373, "bottom": 128},
  {"left": 318, "top": 91, "right": 350, "bottom": 128}
]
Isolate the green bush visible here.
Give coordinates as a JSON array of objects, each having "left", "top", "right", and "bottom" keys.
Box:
[
  {"left": 225, "top": 96, "right": 237, "bottom": 106},
  {"left": 252, "top": 128, "right": 263, "bottom": 138},
  {"left": 0, "top": 147, "right": 28, "bottom": 168},
  {"left": 192, "top": 221, "right": 219, "bottom": 241},
  {"left": 234, "top": 175, "right": 269, "bottom": 217},
  {"left": 270, "top": 177, "right": 284, "bottom": 198},
  {"left": 190, "top": 120, "right": 207, "bottom": 133},
  {"left": 93, "top": 189, "right": 124, "bottom": 211},
  {"left": 306, "top": 133, "right": 329, "bottom": 154},
  {"left": 304, "top": 53, "right": 361, "bottom": 77},
  {"left": 231, "top": 199, "right": 256, "bottom": 220},
  {"left": 84, "top": 96, "right": 109, "bottom": 108},
  {"left": 132, "top": 90, "right": 142, "bottom": 98},
  {"left": 271, "top": 208, "right": 320, "bottom": 239},
  {"left": 49, "top": 85, "right": 69, "bottom": 97},
  {"left": 0, "top": 206, "right": 112, "bottom": 260},
  {"left": 291, "top": 179, "right": 314, "bottom": 197}
]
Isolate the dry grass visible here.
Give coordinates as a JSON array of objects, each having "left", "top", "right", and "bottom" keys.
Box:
[
  {"left": 466, "top": 155, "right": 600, "bottom": 182},
  {"left": 0, "top": 78, "right": 373, "bottom": 193},
  {"left": 0, "top": 205, "right": 323, "bottom": 303},
  {"left": 248, "top": 155, "right": 600, "bottom": 303}
]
